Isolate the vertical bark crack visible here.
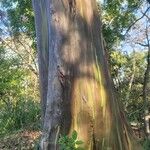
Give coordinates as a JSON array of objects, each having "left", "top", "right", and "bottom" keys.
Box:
[
  {"left": 92, "top": 131, "right": 96, "bottom": 150},
  {"left": 68, "top": 0, "right": 76, "bottom": 18}
]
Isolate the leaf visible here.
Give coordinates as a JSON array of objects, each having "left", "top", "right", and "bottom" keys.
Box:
[
  {"left": 76, "top": 147, "right": 85, "bottom": 150},
  {"left": 71, "top": 130, "right": 77, "bottom": 140},
  {"left": 76, "top": 140, "right": 84, "bottom": 145}
]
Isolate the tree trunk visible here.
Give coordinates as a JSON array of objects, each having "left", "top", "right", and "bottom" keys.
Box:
[
  {"left": 143, "top": 29, "right": 150, "bottom": 137},
  {"left": 32, "top": 0, "right": 142, "bottom": 149}
]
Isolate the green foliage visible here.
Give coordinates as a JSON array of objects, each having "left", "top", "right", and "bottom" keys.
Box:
[
  {"left": 142, "top": 139, "right": 150, "bottom": 150},
  {"left": 0, "top": 46, "right": 40, "bottom": 136},
  {"left": 101, "top": 0, "right": 142, "bottom": 48},
  {"left": 58, "top": 131, "right": 84, "bottom": 150},
  {"left": 110, "top": 50, "right": 128, "bottom": 78},
  {"left": 110, "top": 50, "right": 147, "bottom": 122},
  {"left": 0, "top": 46, "right": 24, "bottom": 100},
  {"left": 0, "top": 99, "right": 41, "bottom": 136},
  {"left": 1, "top": 0, "right": 36, "bottom": 49},
  {"left": 0, "top": 0, "right": 40, "bottom": 138}
]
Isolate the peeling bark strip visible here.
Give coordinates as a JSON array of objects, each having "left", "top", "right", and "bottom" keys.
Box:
[
  {"left": 32, "top": 0, "right": 63, "bottom": 149},
  {"left": 143, "top": 31, "right": 150, "bottom": 136},
  {"left": 32, "top": 0, "right": 50, "bottom": 124},
  {"left": 32, "top": 0, "right": 142, "bottom": 149}
]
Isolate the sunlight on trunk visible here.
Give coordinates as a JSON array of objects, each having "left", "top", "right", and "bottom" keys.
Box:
[{"left": 32, "top": 0, "right": 142, "bottom": 149}]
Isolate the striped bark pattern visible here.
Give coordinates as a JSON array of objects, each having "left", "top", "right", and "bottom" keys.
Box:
[{"left": 32, "top": 0, "right": 142, "bottom": 149}]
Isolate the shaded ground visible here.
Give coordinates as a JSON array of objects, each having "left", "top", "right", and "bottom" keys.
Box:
[
  {"left": 0, "top": 130, "right": 41, "bottom": 150},
  {"left": 0, "top": 127, "right": 145, "bottom": 150}
]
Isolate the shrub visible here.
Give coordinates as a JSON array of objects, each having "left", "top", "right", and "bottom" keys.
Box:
[
  {"left": 0, "top": 98, "right": 41, "bottom": 136},
  {"left": 58, "top": 130, "right": 84, "bottom": 150}
]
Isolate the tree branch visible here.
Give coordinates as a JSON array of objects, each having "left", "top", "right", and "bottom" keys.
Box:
[
  {"left": 124, "top": 7, "right": 150, "bottom": 36},
  {"left": 137, "top": 42, "right": 149, "bottom": 47}
]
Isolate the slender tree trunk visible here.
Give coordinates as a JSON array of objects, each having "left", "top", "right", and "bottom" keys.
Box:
[
  {"left": 32, "top": 0, "right": 142, "bottom": 149},
  {"left": 143, "top": 30, "right": 150, "bottom": 136}
]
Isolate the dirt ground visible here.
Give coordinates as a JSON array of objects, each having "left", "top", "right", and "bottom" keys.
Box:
[{"left": 0, "top": 130, "right": 41, "bottom": 150}]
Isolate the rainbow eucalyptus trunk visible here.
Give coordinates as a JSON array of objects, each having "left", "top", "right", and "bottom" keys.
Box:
[{"left": 32, "top": 0, "right": 142, "bottom": 149}]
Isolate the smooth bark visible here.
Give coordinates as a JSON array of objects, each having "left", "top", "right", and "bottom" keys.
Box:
[
  {"left": 32, "top": 0, "right": 142, "bottom": 149},
  {"left": 143, "top": 25, "right": 150, "bottom": 136}
]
